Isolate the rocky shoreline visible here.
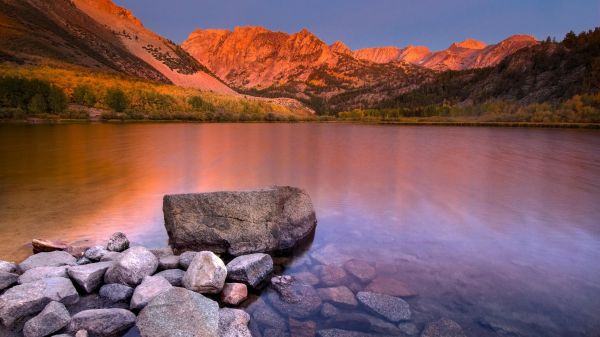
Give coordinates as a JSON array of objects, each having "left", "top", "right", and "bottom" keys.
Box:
[{"left": 0, "top": 187, "right": 468, "bottom": 337}]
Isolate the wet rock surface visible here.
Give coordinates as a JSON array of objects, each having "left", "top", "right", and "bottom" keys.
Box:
[
  {"left": 266, "top": 276, "right": 323, "bottom": 319},
  {"left": 420, "top": 318, "right": 467, "bottom": 337},
  {"left": 163, "top": 186, "right": 317, "bottom": 255},
  {"left": 226, "top": 253, "right": 273, "bottom": 288}
]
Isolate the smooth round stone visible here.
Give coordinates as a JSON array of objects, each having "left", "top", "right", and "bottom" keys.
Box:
[
  {"left": 104, "top": 247, "right": 158, "bottom": 286},
  {"left": 356, "top": 292, "right": 411, "bottom": 322},
  {"left": 421, "top": 318, "right": 466, "bottom": 337},
  {"left": 182, "top": 251, "right": 226, "bottom": 294},
  {"left": 221, "top": 283, "right": 248, "bottom": 306}
]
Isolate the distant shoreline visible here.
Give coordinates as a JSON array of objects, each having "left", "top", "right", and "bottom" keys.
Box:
[{"left": 1, "top": 118, "right": 599, "bottom": 129}]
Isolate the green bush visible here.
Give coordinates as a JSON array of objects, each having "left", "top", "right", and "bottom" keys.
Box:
[
  {"left": 28, "top": 94, "right": 47, "bottom": 114},
  {"left": 48, "top": 86, "right": 67, "bottom": 113},
  {"left": 72, "top": 85, "right": 97, "bottom": 107},
  {"left": 105, "top": 88, "right": 128, "bottom": 112}
]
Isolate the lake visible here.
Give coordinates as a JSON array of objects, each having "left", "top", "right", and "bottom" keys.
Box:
[{"left": 0, "top": 123, "right": 599, "bottom": 336}]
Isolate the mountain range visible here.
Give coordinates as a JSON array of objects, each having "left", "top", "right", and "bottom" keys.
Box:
[{"left": 1, "top": 0, "right": 596, "bottom": 116}]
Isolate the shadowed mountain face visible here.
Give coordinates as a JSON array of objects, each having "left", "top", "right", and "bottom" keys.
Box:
[
  {"left": 182, "top": 26, "right": 538, "bottom": 112},
  {"left": 0, "top": 0, "right": 234, "bottom": 94}
]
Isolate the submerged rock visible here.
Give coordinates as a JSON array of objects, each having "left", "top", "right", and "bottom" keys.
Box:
[
  {"left": 219, "top": 308, "right": 252, "bottom": 337},
  {"left": 67, "top": 262, "right": 113, "bottom": 293},
  {"left": 106, "top": 233, "right": 129, "bottom": 252},
  {"left": 317, "top": 329, "right": 385, "bottom": 337},
  {"left": 0, "top": 277, "right": 79, "bottom": 328},
  {"left": 250, "top": 298, "right": 287, "bottom": 331},
  {"left": 421, "top": 318, "right": 466, "bottom": 337},
  {"left": 324, "top": 313, "right": 401, "bottom": 335},
  {"left": 19, "top": 251, "right": 77, "bottom": 272},
  {"left": 226, "top": 253, "right": 273, "bottom": 288},
  {"left": 221, "top": 283, "right": 248, "bottom": 306},
  {"left": 182, "top": 251, "right": 226, "bottom": 294},
  {"left": 317, "top": 286, "right": 357, "bottom": 308},
  {"left": 103, "top": 247, "right": 158, "bottom": 286},
  {"left": 31, "top": 239, "right": 68, "bottom": 254},
  {"left": 163, "top": 186, "right": 317, "bottom": 256},
  {"left": 99, "top": 284, "right": 134, "bottom": 303},
  {"left": 318, "top": 265, "right": 348, "bottom": 287},
  {"left": 154, "top": 269, "right": 184, "bottom": 286},
  {"left": 343, "top": 259, "right": 376, "bottom": 283},
  {"left": 130, "top": 276, "right": 172, "bottom": 310},
  {"left": 356, "top": 292, "right": 411, "bottom": 322},
  {"left": 23, "top": 301, "right": 70, "bottom": 337},
  {"left": 266, "top": 275, "right": 322, "bottom": 319},
  {"left": 365, "top": 276, "right": 417, "bottom": 298},
  {"left": 136, "top": 287, "right": 219, "bottom": 337},
  {"left": 69, "top": 309, "right": 135, "bottom": 337}
]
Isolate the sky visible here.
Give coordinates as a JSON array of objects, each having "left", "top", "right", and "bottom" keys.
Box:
[{"left": 114, "top": 0, "right": 599, "bottom": 51}]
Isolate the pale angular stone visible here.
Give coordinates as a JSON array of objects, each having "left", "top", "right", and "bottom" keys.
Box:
[
  {"left": 69, "top": 309, "right": 135, "bottom": 337},
  {"left": 182, "top": 251, "right": 226, "bottom": 294},
  {"left": 130, "top": 276, "right": 172, "bottom": 310},
  {"left": 104, "top": 247, "right": 158, "bottom": 286},
  {"left": 19, "top": 266, "right": 68, "bottom": 284},
  {"left": 67, "top": 262, "right": 112, "bottom": 293}
]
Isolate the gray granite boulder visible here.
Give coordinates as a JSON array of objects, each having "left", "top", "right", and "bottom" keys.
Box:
[
  {"left": 158, "top": 255, "right": 179, "bottom": 270},
  {"left": 19, "top": 252, "right": 76, "bottom": 272},
  {"left": 226, "top": 253, "right": 273, "bottom": 288},
  {"left": 0, "top": 260, "right": 18, "bottom": 273},
  {"left": 149, "top": 247, "right": 174, "bottom": 258},
  {"left": 84, "top": 246, "right": 108, "bottom": 262},
  {"left": 130, "top": 276, "right": 172, "bottom": 310},
  {"left": 420, "top": 318, "right": 466, "bottom": 337},
  {"left": 106, "top": 233, "right": 129, "bottom": 252},
  {"left": 99, "top": 284, "right": 133, "bottom": 303},
  {"left": 179, "top": 251, "right": 197, "bottom": 270},
  {"left": 103, "top": 247, "right": 158, "bottom": 286},
  {"left": 163, "top": 186, "right": 317, "bottom": 256},
  {"left": 69, "top": 309, "right": 135, "bottom": 337},
  {"left": 182, "top": 251, "right": 226, "bottom": 294},
  {"left": 18, "top": 266, "right": 68, "bottom": 284},
  {"left": 0, "top": 271, "right": 18, "bottom": 291},
  {"left": 153, "top": 269, "right": 184, "bottom": 287},
  {"left": 136, "top": 287, "right": 219, "bottom": 337},
  {"left": 67, "top": 262, "right": 113, "bottom": 293},
  {"left": 23, "top": 301, "right": 70, "bottom": 337},
  {"left": 76, "top": 257, "right": 92, "bottom": 266},
  {"left": 266, "top": 275, "right": 322, "bottom": 319},
  {"left": 99, "top": 252, "right": 121, "bottom": 262},
  {"left": 0, "top": 277, "right": 79, "bottom": 328},
  {"left": 356, "top": 292, "right": 411, "bottom": 322},
  {"left": 219, "top": 308, "right": 252, "bottom": 337}
]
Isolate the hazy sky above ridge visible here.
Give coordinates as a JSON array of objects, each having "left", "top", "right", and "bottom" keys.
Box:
[{"left": 114, "top": 0, "right": 599, "bottom": 50}]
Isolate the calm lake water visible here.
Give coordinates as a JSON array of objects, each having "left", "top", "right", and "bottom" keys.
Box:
[{"left": 0, "top": 123, "right": 599, "bottom": 336}]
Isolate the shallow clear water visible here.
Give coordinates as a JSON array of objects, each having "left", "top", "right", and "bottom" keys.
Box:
[{"left": 0, "top": 123, "right": 599, "bottom": 336}]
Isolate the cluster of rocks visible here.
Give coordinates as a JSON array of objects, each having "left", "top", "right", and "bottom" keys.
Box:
[
  {"left": 245, "top": 250, "right": 467, "bottom": 337},
  {"left": 0, "top": 232, "right": 274, "bottom": 337}
]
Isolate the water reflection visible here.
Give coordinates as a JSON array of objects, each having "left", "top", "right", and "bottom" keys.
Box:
[{"left": 0, "top": 123, "right": 599, "bottom": 336}]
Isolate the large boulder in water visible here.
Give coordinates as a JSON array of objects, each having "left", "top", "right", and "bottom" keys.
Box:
[{"left": 163, "top": 186, "right": 317, "bottom": 256}]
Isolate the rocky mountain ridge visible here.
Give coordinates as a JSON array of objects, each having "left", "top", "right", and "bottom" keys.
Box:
[{"left": 0, "top": 0, "right": 234, "bottom": 94}]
